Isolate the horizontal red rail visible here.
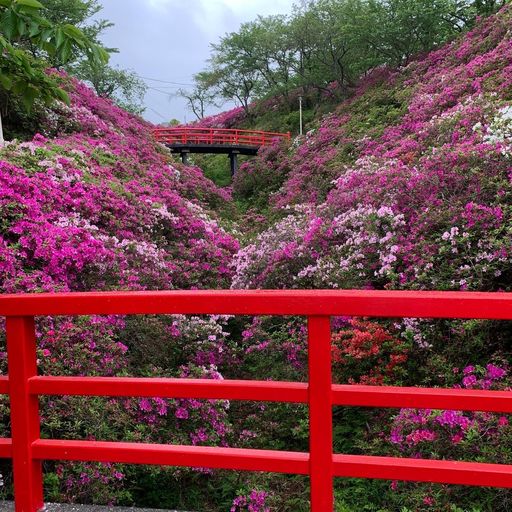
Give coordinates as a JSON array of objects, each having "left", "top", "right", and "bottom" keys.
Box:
[
  {"left": 332, "top": 454, "right": 512, "bottom": 487},
  {"left": 1, "top": 290, "right": 512, "bottom": 512},
  {"left": 1, "top": 289, "right": 512, "bottom": 318},
  {"left": 25, "top": 376, "right": 512, "bottom": 413},
  {"left": 0, "top": 375, "right": 8, "bottom": 394},
  {"left": 152, "top": 127, "right": 290, "bottom": 148},
  {"left": 33, "top": 440, "right": 310, "bottom": 475},
  {"left": 29, "top": 376, "right": 309, "bottom": 403},
  {"left": 0, "top": 438, "right": 12, "bottom": 458},
  {"left": 29, "top": 439, "right": 512, "bottom": 488}
]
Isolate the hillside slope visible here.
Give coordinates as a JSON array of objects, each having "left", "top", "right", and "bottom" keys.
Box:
[
  {"left": 233, "top": 6, "right": 512, "bottom": 293},
  {"left": 225, "top": 8, "right": 512, "bottom": 511},
  {"left": 0, "top": 75, "right": 238, "bottom": 293},
  {"left": 0, "top": 76, "right": 243, "bottom": 508}
]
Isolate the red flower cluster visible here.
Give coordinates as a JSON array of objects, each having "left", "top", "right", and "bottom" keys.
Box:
[{"left": 331, "top": 320, "right": 409, "bottom": 385}]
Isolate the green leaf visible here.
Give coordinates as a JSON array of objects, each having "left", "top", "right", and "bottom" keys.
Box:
[
  {"left": 28, "top": 20, "right": 40, "bottom": 37},
  {"left": 16, "top": 13, "right": 26, "bottom": 36},
  {"left": 95, "top": 45, "right": 110, "bottom": 64},
  {"left": 21, "top": 85, "right": 39, "bottom": 112},
  {"left": 62, "top": 23, "right": 83, "bottom": 40},
  {"left": 1, "top": 9, "right": 18, "bottom": 40},
  {"left": 0, "top": 74, "right": 13, "bottom": 90},
  {"left": 54, "top": 27, "right": 64, "bottom": 48},
  {"left": 15, "top": 0, "right": 44, "bottom": 8},
  {"left": 54, "top": 87, "right": 70, "bottom": 105},
  {"left": 59, "top": 39, "right": 72, "bottom": 63}
]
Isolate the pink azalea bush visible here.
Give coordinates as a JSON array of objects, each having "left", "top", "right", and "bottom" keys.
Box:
[
  {"left": 380, "top": 363, "right": 512, "bottom": 511},
  {"left": 233, "top": 6, "right": 512, "bottom": 293},
  {"left": 231, "top": 489, "right": 270, "bottom": 512},
  {"left": 229, "top": 6, "right": 512, "bottom": 511},
  {"left": 0, "top": 74, "right": 242, "bottom": 505},
  {"left": 390, "top": 363, "right": 510, "bottom": 458}
]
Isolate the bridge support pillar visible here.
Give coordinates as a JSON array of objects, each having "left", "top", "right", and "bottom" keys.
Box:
[
  {"left": 180, "top": 150, "right": 190, "bottom": 165},
  {"left": 229, "top": 151, "right": 239, "bottom": 176}
]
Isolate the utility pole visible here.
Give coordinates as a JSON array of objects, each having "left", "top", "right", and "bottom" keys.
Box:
[{"left": 299, "top": 96, "right": 303, "bottom": 136}]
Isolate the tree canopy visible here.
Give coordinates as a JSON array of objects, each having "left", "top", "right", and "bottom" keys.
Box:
[
  {"left": 0, "top": 0, "right": 147, "bottom": 140},
  {"left": 0, "top": 0, "right": 110, "bottom": 141},
  {"left": 184, "top": 0, "right": 507, "bottom": 115}
]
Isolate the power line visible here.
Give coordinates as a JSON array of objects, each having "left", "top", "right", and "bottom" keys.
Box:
[
  {"left": 139, "top": 75, "right": 194, "bottom": 87},
  {"left": 146, "top": 106, "right": 168, "bottom": 120},
  {"left": 147, "top": 85, "right": 184, "bottom": 90},
  {"left": 147, "top": 86, "right": 179, "bottom": 96}
]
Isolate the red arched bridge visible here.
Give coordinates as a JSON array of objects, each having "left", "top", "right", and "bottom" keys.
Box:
[
  {"left": 153, "top": 127, "right": 291, "bottom": 174},
  {"left": 2, "top": 289, "right": 512, "bottom": 512}
]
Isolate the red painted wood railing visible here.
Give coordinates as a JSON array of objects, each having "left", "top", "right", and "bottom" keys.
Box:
[
  {"left": 152, "top": 127, "right": 291, "bottom": 147},
  {"left": 1, "top": 289, "right": 512, "bottom": 512}
]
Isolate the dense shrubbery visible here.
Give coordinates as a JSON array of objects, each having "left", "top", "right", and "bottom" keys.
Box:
[
  {"left": 234, "top": 7, "right": 512, "bottom": 293},
  {"left": 2, "top": 5, "right": 512, "bottom": 512},
  {"left": 229, "top": 5, "right": 512, "bottom": 511},
  {"left": 0, "top": 73, "right": 244, "bottom": 507}
]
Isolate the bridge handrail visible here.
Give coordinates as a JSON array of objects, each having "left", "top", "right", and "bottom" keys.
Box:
[
  {"left": 2, "top": 289, "right": 512, "bottom": 512},
  {"left": 154, "top": 127, "right": 291, "bottom": 136},
  {"left": 152, "top": 127, "right": 291, "bottom": 147}
]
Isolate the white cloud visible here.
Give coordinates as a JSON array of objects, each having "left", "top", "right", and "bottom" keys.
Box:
[
  {"left": 147, "top": 0, "right": 294, "bottom": 19},
  {"left": 145, "top": 0, "right": 294, "bottom": 40},
  {"left": 220, "top": 0, "right": 295, "bottom": 16}
]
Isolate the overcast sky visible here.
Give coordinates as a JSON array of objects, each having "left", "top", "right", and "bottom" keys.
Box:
[{"left": 97, "top": 0, "right": 296, "bottom": 124}]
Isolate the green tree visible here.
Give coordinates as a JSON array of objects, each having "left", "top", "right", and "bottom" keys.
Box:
[
  {"left": 194, "top": 0, "right": 506, "bottom": 117},
  {"left": 73, "top": 62, "right": 147, "bottom": 115},
  {"left": 38, "top": 0, "right": 148, "bottom": 115},
  {"left": 208, "top": 27, "right": 263, "bottom": 113},
  {"left": 289, "top": 0, "right": 369, "bottom": 94},
  {"left": 40, "top": 0, "right": 111, "bottom": 40},
  {"left": 360, "top": 0, "right": 463, "bottom": 66},
  {"left": 0, "top": 0, "right": 108, "bottom": 142},
  {"left": 24, "top": 0, "right": 114, "bottom": 65},
  {"left": 177, "top": 71, "right": 219, "bottom": 120}
]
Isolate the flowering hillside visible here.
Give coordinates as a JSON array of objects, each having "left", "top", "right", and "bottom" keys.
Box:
[
  {"left": 0, "top": 76, "right": 238, "bottom": 293},
  {"left": 0, "top": 75, "right": 244, "bottom": 507},
  {"left": 228, "top": 6, "right": 512, "bottom": 511},
  {"left": 233, "top": 7, "right": 512, "bottom": 295},
  {"left": 2, "top": 5, "right": 512, "bottom": 511}
]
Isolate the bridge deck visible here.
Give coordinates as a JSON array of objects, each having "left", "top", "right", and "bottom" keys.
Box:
[
  {"left": 152, "top": 127, "right": 290, "bottom": 149},
  {"left": 164, "top": 143, "right": 259, "bottom": 156}
]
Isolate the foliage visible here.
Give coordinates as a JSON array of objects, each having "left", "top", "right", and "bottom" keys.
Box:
[
  {"left": 73, "top": 62, "right": 147, "bottom": 114},
  {"left": 23, "top": 0, "right": 113, "bottom": 64},
  {"left": 0, "top": 0, "right": 108, "bottom": 139},
  {"left": 191, "top": 0, "right": 505, "bottom": 118}
]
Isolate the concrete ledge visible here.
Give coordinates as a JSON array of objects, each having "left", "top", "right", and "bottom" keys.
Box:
[{"left": 0, "top": 503, "right": 192, "bottom": 512}]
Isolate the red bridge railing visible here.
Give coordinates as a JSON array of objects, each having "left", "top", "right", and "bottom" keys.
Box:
[
  {"left": 1, "top": 289, "right": 512, "bottom": 511},
  {"left": 152, "top": 127, "right": 291, "bottom": 147}
]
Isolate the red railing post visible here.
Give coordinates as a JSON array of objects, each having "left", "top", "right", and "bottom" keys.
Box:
[
  {"left": 308, "top": 316, "right": 334, "bottom": 511},
  {"left": 6, "top": 316, "right": 44, "bottom": 512}
]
